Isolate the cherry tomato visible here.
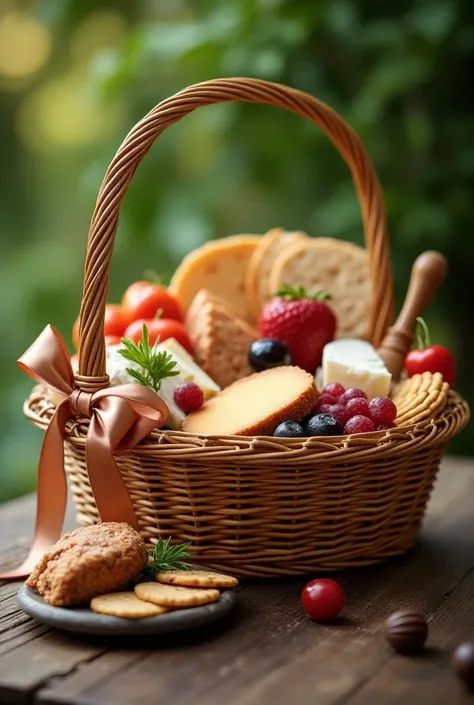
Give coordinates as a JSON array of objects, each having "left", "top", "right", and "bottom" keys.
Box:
[
  {"left": 124, "top": 318, "right": 193, "bottom": 353},
  {"left": 72, "top": 307, "right": 130, "bottom": 350},
  {"left": 405, "top": 317, "right": 456, "bottom": 387},
  {"left": 122, "top": 281, "right": 183, "bottom": 322},
  {"left": 301, "top": 579, "right": 345, "bottom": 621}
]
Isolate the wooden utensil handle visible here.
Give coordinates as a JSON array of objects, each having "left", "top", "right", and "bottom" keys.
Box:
[{"left": 377, "top": 250, "right": 448, "bottom": 380}]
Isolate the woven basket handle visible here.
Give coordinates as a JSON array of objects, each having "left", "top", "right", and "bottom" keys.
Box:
[{"left": 76, "top": 77, "right": 394, "bottom": 385}]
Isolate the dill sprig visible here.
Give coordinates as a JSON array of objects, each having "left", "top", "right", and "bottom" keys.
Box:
[
  {"left": 118, "top": 324, "right": 179, "bottom": 393},
  {"left": 140, "top": 537, "right": 192, "bottom": 581}
]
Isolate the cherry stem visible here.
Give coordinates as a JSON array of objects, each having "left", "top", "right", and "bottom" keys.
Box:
[{"left": 415, "top": 317, "right": 431, "bottom": 350}]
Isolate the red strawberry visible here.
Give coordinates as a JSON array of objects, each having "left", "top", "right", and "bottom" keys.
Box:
[{"left": 259, "top": 286, "right": 337, "bottom": 373}]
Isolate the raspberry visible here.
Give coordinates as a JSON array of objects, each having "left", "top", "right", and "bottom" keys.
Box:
[
  {"left": 344, "top": 415, "right": 375, "bottom": 435},
  {"left": 376, "top": 422, "right": 395, "bottom": 431},
  {"left": 322, "top": 382, "right": 345, "bottom": 399},
  {"left": 368, "top": 397, "right": 397, "bottom": 425},
  {"left": 173, "top": 382, "right": 204, "bottom": 413},
  {"left": 327, "top": 403, "right": 350, "bottom": 426},
  {"left": 345, "top": 397, "right": 370, "bottom": 418},
  {"left": 318, "top": 393, "right": 338, "bottom": 407},
  {"left": 338, "top": 388, "right": 368, "bottom": 405}
]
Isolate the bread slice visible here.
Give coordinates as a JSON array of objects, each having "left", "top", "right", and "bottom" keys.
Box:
[
  {"left": 245, "top": 228, "right": 308, "bottom": 322},
  {"left": 182, "top": 366, "right": 317, "bottom": 436},
  {"left": 186, "top": 289, "right": 258, "bottom": 389},
  {"left": 269, "top": 237, "right": 371, "bottom": 339},
  {"left": 169, "top": 234, "right": 261, "bottom": 322}
]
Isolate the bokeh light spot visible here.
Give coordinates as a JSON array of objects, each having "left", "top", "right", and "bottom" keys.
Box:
[
  {"left": 70, "top": 10, "right": 127, "bottom": 65},
  {"left": 0, "top": 12, "right": 51, "bottom": 79}
]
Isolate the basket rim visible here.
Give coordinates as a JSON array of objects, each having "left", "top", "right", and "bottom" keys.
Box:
[{"left": 24, "top": 385, "right": 469, "bottom": 462}]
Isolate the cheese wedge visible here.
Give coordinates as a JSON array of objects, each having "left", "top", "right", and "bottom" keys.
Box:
[{"left": 322, "top": 339, "right": 391, "bottom": 399}]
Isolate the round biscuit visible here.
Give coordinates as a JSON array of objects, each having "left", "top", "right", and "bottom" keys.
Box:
[
  {"left": 268, "top": 238, "right": 371, "bottom": 339},
  {"left": 157, "top": 569, "right": 238, "bottom": 589},
  {"left": 135, "top": 582, "right": 220, "bottom": 608},
  {"left": 90, "top": 592, "right": 169, "bottom": 619}
]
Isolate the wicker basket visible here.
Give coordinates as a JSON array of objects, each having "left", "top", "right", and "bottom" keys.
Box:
[{"left": 24, "top": 78, "right": 469, "bottom": 578}]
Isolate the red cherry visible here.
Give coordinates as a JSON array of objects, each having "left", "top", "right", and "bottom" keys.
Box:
[
  {"left": 338, "top": 388, "right": 368, "bottom": 405},
  {"left": 323, "top": 382, "right": 345, "bottom": 398},
  {"left": 327, "top": 403, "right": 350, "bottom": 426},
  {"left": 344, "top": 415, "right": 375, "bottom": 434},
  {"left": 368, "top": 397, "right": 397, "bottom": 425},
  {"left": 301, "top": 578, "right": 345, "bottom": 621},
  {"left": 345, "top": 397, "right": 370, "bottom": 418}
]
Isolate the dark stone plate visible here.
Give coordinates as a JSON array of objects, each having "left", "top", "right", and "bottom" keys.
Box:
[{"left": 17, "top": 584, "right": 237, "bottom": 637}]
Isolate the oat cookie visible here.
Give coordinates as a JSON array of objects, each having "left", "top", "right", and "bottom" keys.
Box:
[
  {"left": 90, "top": 592, "right": 169, "bottom": 618},
  {"left": 157, "top": 569, "right": 238, "bottom": 589},
  {"left": 169, "top": 235, "right": 261, "bottom": 321},
  {"left": 268, "top": 237, "right": 371, "bottom": 339},
  {"left": 135, "top": 582, "right": 220, "bottom": 608}
]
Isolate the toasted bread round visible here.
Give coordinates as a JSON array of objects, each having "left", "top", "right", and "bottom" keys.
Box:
[
  {"left": 182, "top": 366, "right": 317, "bottom": 436},
  {"left": 169, "top": 235, "right": 261, "bottom": 321},
  {"left": 245, "top": 228, "right": 308, "bottom": 322},
  {"left": 269, "top": 238, "right": 371, "bottom": 339}
]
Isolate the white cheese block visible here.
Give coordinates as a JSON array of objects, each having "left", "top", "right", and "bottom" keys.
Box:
[{"left": 322, "top": 339, "right": 391, "bottom": 399}]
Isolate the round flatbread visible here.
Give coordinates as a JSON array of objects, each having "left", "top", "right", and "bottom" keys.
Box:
[
  {"left": 269, "top": 238, "right": 371, "bottom": 339},
  {"left": 157, "top": 569, "right": 238, "bottom": 589},
  {"left": 134, "top": 582, "right": 220, "bottom": 608},
  {"left": 90, "top": 592, "right": 169, "bottom": 619},
  {"left": 245, "top": 228, "right": 308, "bottom": 322},
  {"left": 169, "top": 235, "right": 261, "bottom": 322}
]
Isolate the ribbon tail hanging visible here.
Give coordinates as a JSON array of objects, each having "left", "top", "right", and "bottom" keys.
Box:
[{"left": 0, "top": 400, "right": 70, "bottom": 581}]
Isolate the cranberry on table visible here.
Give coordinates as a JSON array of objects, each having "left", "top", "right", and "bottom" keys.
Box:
[
  {"left": 301, "top": 578, "right": 345, "bottom": 621},
  {"left": 452, "top": 642, "right": 474, "bottom": 691},
  {"left": 344, "top": 415, "right": 375, "bottom": 434},
  {"left": 338, "top": 388, "right": 368, "bottom": 405}
]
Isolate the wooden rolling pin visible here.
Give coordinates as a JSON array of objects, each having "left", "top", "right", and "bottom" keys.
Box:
[{"left": 377, "top": 250, "right": 448, "bottom": 381}]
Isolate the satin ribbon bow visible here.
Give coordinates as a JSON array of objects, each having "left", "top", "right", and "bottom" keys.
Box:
[{"left": 0, "top": 325, "right": 169, "bottom": 581}]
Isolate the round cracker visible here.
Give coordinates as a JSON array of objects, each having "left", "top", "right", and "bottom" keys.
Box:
[
  {"left": 90, "top": 592, "right": 169, "bottom": 619},
  {"left": 135, "top": 582, "right": 220, "bottom": 608},
  {"left": 268, "top": 238, "right": 371, "bottom": 339},
  {"left": 169, "top": 235, "right": 261, "bottom": 322},
  {"left": 245, "top": 228, "right": 307, "bottom": 321},
  {"left": 157, "top": 569, "right": 238, "bottom": 589},
  {"left": 393, "top": 372, "right": 449, "bottom": 426}
]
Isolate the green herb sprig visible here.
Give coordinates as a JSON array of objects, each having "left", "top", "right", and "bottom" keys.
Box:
[
  {"left": 140, "top": 537, "right": 192, "bottom": 581},
  {"left": 118, "top": 324, "right": 179, "bottom": 393}
]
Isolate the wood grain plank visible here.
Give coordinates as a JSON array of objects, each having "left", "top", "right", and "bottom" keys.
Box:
[
  {"left": 36, "top": 458, "right": 474, "bottom": 705},
  {"left": 345, "top": 568, "right": 474, "bottom": 705}
]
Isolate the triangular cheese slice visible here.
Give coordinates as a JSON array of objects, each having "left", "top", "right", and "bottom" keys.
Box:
[{"left": 186, "top": 289, "right": 258, "bottom": 389}]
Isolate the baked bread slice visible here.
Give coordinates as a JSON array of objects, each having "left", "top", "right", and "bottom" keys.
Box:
[
  {"left": 182, "top": 366, "right": 317, "bottom": 436},
  {"left": 186, "top": 289, "right": 258, "bottom": 388},
  {"left": 245, "top": 228, "right": 308, "bottom": 322},
  {"left": 269, "top": 237, "right": 371, "bottom": 339},
  {"left": 169, "top": 234, "right": 261, "bottom": 322}
]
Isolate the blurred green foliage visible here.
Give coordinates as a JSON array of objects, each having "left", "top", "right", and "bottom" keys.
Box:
[{"left": 0, "top": 0, "right": 472, "bottom": 502}]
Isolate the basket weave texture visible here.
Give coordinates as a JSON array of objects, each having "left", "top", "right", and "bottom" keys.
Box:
[{"left": 24, "top": 78, "right": 469, "bottom": 577}]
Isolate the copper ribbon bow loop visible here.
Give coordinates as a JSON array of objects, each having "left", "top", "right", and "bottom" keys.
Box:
[{"left": 0, "top": 325, "right": 169, "bottom": 581}]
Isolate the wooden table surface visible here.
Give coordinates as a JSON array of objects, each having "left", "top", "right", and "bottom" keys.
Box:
[{"left": 1, "top": 456, "right": 474, "bottom": 705}]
